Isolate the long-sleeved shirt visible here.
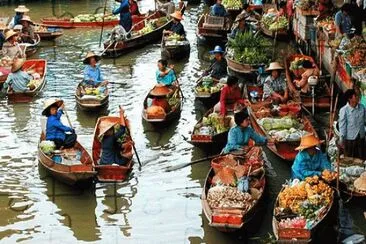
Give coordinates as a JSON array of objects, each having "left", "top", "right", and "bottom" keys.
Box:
[
  {"left": 156, "top": 69, "right": 176, "bottom": 86},
  {"left": 83, "top": 65, "right": 104, "bottom": 86},
  {"left": 291, "top": 150, "right": 331, "bottom": 180},
  {"left": 46, "top": 110, "right": 73, "bottom": 142},
  {"left": 210, "top": 4, "right": 227, "bottom": 17},
  {"left": 100, "top": 126, "right": 128, "bottom": 165},
  {"left": 220, "top": 85, "right": 245, "bottom": 115},
  {"left": 339, "top": 103, "right": 366, "bottom": 140},
  {"left": 223, "top": 126, "right": 267, "bottom": 153},
  {"left": 158, "top": 2, "right": 175, "bottom": 15},
  {"left": 334, "top": 11, "right": 352, "bottom": 34},
  {"left": 129, "top": 0, "right": 140, "bottom": 15},
  {"left": 262, "top": 75, "right": 287, "bottom": 100},
  {"left": 8, "top": 13, "right": 23, "bottom": 29},
  {"left": 113, "top": 0, "right": 132, "bottom": 32},
  {"left": 1, "top": 42, "right": 25, "bottom": 59},
  {"left": 3, "top": 70, "right": 31, "bottom": 92},
  {"left": 209, "top": 58, "right": 227, "bottom": 80},
  {"left": 170, "top": 22, "right": 185, "bottom": 36}
]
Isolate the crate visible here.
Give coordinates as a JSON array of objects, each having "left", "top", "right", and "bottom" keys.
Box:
[{"left": 204, "top": 15, "right": 225, "bottom": 25}]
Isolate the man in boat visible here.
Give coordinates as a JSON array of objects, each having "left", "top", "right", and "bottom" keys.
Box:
[
  {"left": 204, "top": 45, "right": 227, "bottom": 80},
  {"left": 2, "top": 58, "right": 31, "bottom": 93},
  {"left": 291, "top": 133, "right": 332, "bottom": 180},
  {"left": 82, "top": 51, "right": 108, "bottom": 92},
  {"left": 8, "top": 5, "right": 29, "bottom": 29},
  {"left": 129, "top": 0, "right": 140, "bottom": 15},
  {"left": 262, "top": 62, "right": 288, "bottom": 103},
  {"left": 214, "top": 76, "right": 248, "bottom": 116},
  {"left": 222, "top": 108, "right": 267, "bottom": 154},
  {"left": 158, "top": 0, "right": 175, "bottom": 15},
  {"left": 163, "top": 11, "right": 185, "bottom": 36},
  {"left": 229, "top": 14, "right": 250, "bottom": 39},
  {"left": 98, "top": 120, "right": 133, "bottom": 166},
  {"left": 107, "top": 0, "right": 132, "bottom": 33},
  {"left": 338, "top": 89, "right": 366, "bottom": 160},
  {"left": 334, "top": 3, "right": 352, "bottom": 36},
  {"left": 294, "top": 59, "right": 319, "bottom": 95},
  {"left": 42, "top": 99, "right": 77, "bottom": 149},
  {"left": 1, "top": 29, "right": 25, "bottom": 59},
  {"left": 210, "top": 0, "right": 227, "bottom": 17},
  {"left": 20, "top": 15, "right": 35, "bottom": 44},
  {"left": 156, "top": 59, "right": 176, "bottom": 86}
]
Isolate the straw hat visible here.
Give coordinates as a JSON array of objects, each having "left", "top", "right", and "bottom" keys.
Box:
[
  {"left": 170, "top": 11, "right": 183, "bottom": 21},
  {"left": 354, "top": 172, "right": 366, "bottom": 192},
  {"left": 209, "top": 45, "right": 224, "bottom": 54},
  {"left": 20, "top": 15, "right": 34, "bottom": 25},
  {"left": 295, "top": 133, "right": 324, "bottom": 151},
  {"left": 5, "top": 29, "right": 18, "bottom": 40},
  {"left": 83, "top": 51, "right": 101, "bottom": 65},
  {"left": 98, "top": 119, "right": 119, "bottom": 138},
  {"left": 42, "top": 98, "right": 64, "bottom": 116},
  {"left": 150, "top": 84, "right": 173, "bottom": 97},
  {"left": 11, "top": 58, "right": 25, "bottom": 73},
  {"left": 266, "top": 62, "right": 284, "bottom": 71},
  {"left": 14, "top": 5, "right": 30, "bottom": 13}
]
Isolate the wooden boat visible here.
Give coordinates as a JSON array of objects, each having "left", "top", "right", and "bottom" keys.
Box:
[
  {"left": 38, "top": 132, "right": 96, "bottom": 186},
  {"left": 226, "top": 56, "right": 262, "bottom": 74},
  {"left": 92, "top": 107, "right": 134, "bottom": 182},
  {"left": 142, "top": 84, "right": 182, "bottom": 125},
  {"left": 161, "top": 34, "right": 190, "bottom": 60},
  {"left": 189, "top": 108, "right": 231, "bottom": 148},
  {"left": 194, "top": 77, "right": 222, "bottom": 106},
  {"left": 285, "top": 54, "right": 331, "bottom": 110},
  {"left": 41, "top": 14, "right": 145, "bottom": 28},
  {"left": 75, "top": 82, "right": 109, "bottom": 111},
  {"left": 196, "top": 14, "right": 231, "bottom": 45},
  {"left": 20, "top": 34, "right": 41, "bottom": 58},
  {"left": 103, "top": 11, "right": 172, "bottom": 58},
  {"left": 201, "top": 151, "right": 266, "bottom": 232},
  {"left": 34, "top": 24, "right": 63, "bottom": 40},
  {"left": 246, "top": 85, "right": 318, "bottom": 162},
  {"left": 6, "top": 59, "right": 47, "bottom": 102}
]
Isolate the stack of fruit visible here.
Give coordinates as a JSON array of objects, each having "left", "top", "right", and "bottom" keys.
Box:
[
  {"left": 195, "top": 76, "right": 224, "bottom": 95},
  {"left": 262, "top": 13, "right": 288, "bottom": 31},
  {"left": 222, "top": 0, "right": 242, "bottom": 10}
]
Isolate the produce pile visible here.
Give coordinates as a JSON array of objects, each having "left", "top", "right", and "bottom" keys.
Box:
[
  {"left": 316, "top": 17, "right": 335, "bottom": 33},
  {"left": 40, "top": 140, "right": 56, "bottom": 155},
  {"left": 294, "top": 0, "right": 318, "bottom": 11},
  {"left": 137, "top": 17, "right": 169, "bottom": 35},
  {"left": 0, "top": 57, "right": 14, "bottom": 67},
  {"left": 165, "top": 33, "right": 188, "bottom": 46},
  {"left": 289, "top": 56, "right": 313, "bottom": 72},
  {"left": 275, "top": 176, "right": 333, "bottom": 230},
  {"left": 207, "top": 148, "right": 265, "bottom": 211},
  {"left": 34, "top": 25, "right": 49, "bottom": 32},
  {"left": 72, "top": 13, "right": 118, "bottom": 23},
  {"left": 193, "top": 112, "right": 231, "bottom": 136},
  {"left": 262, "top": 13, "right": 288, "bottom": 31},
  {"left": 227, "top": 32, "right": 271, "bottom": 65},
  {"left": 168, "top": 91, "right": 180, "bottom": 111},
  {"left": 84, "top": 87, "right": 106, "bottom": 100},
  {"left": 338, "top": 36, "right": 366, "bottom": 67},
  {"left": 222, "top": 0, "right": 242, "bottom": 10},
  {"left": 195, "top": 76, "right": 224, "bottom": 95}
]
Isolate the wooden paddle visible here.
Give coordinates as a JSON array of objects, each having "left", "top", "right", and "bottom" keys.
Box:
[
  {"left": 119, "top": 105, "right": 142, "bottom": 167},
  {"left": 63, "top": 106, "right": 73, "bottom": 129},
  {"left": 165, "top": 154, "right": 221, "bottom": 172},
  {"left": 99, "top": 0, "right": 108, "bottom": 47},
  {"left": 172, "top": 68, "right": 185, "bottom": 99}
]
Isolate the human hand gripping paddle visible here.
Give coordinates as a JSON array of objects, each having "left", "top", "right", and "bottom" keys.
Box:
[{"left": 119, "top": 105, "right": 142, "bottom": 167}]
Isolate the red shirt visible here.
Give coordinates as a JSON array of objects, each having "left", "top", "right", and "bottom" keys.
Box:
[
  {"left": 129, "top": 1, "right": 140, "bottom": 15},
  {"left": 220, "top": 85, "right": 245, "bottom": 115}
]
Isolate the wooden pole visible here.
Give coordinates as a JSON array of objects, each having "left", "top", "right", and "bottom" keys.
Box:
[{"left": 99, "top": 0, "right": 108, "bottom": 47}]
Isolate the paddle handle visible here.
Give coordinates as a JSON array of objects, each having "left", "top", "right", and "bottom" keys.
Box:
[
  {"left": 63, "top": 108, "right": 73, "bottom": 130},
  {"left": 99, "top": 0, "right": 108, "bottom": 47}
]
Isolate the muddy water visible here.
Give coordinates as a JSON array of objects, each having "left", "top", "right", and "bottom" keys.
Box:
[{"left": 0, "top": 0, "right": 365, "bottom": 243}]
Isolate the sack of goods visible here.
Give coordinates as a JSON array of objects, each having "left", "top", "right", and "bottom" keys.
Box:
[{"left": 146, "top": 105, "right": 166, "bottom": 118}]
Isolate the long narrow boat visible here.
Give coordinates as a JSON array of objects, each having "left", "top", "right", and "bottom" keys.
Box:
[
  {"left": 226, "top": 56, "right": 262, "bottom": 74},
  {"left": 196, "top": 14, "right": 231, "bottom": 45},
  {"left": 34, "top": 24, "right": 63, "bottom": 40},
  {"left": 142, "top": 84, "right": 182, "bottom": 125},
  {"left": 284, "top": 54, "right": 331, "bottom": 110},
  {"left": 201, "top": 149, "right": 266, "bottom": 232},
  {"left": 6, "top": 59, "right": 47, "bottom": 102},
  {"left": 103, "top": 11, "right": 172, "bottom": 58},
  {"left": 92, "top": 107, "right": 134, "bottom": 182},
  {"left": 75, "top": 82, "right": 109, "bottom": 111},
  {"left": 161, "top": 34, "right": 190, "bottom": 60},
  {"left": 38, "top": 132, "right": 96, "bottom": 186}
]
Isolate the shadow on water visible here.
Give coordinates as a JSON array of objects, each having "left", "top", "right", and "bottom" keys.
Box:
[{"left": 75, "top": 106, "right": 110, "bottom": 129}]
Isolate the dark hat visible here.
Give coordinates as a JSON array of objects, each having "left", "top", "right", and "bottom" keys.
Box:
[{"left": 234, "top": 108, "right": 249, "bottom": 125}]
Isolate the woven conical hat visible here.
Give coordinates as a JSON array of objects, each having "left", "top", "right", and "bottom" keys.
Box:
[
  {"left": 20, "top": 15, "right": 34, "bottom": 25},
  {"left": 98, "top": 118, "right": 120, "bottom": 138},
  {"left": 14, "top": 5, "right": 29, "bottom": 13},
  {"left": 11, "top": 58, "right": 25, "bottom": 72},
  {"left": 42, "top": 98, "right": 63, "bottom": 116},
  {"left": 149, "top": 84, "right": 173, "bottom": 97},
  {"left": 5, "top": 29, "right": 18, "bottom": 40},
  {"left": 266, "top": 62, "right": 284, "bottom": 71},
  {"left": 170, "top": 11, "right": 183, "bottom": 20},
  {"left": 83, "top": 51, "right": 101, "bottom": 64},
  {"left": 295, "top": 133, "right": 324, "bottom": 151}
]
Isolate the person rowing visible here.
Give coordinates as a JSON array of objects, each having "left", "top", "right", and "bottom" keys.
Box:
[
  {"left": 156, "top": 59, "right": 176, "bottom": 86},
  {"left": 105, "top": 0, "right": 133, "bottom": 34},
  {"left": 203, "top": 45, "right": 227, "bottom": 80},
  {"left": 163, "top": 11, "right": 185, "bottom": 36},
  {"left": 8, "top": 5, "right": 29, "bottom": 29}
]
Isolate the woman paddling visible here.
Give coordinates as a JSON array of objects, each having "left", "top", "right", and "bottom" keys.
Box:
[
  {"left": 156, "top": 59, "right": 176, "bottom": 86},
  {"left": 164, "top": 11, "right": 185, "bottom": 36}
]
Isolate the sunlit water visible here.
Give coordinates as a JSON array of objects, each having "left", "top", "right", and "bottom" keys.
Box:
[{"left": 0, "top": 0, "right": 365, "bottom": 243}]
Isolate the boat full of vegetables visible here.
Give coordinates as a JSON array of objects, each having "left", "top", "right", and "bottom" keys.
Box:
[{"left": 195, "top": 76, "right": 224, "bottom": 98}]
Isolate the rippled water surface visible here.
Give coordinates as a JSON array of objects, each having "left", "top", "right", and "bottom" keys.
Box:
[{"left": 0, "top": 0, "right": 365, "bottom": 243}]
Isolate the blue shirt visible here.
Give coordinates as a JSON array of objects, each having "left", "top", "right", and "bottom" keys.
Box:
[
  {"left": 8, "top": 13, "right": 23, "bottom": 29},
  {"left": 223, "top": 126, "right": 267, "bottom": 153},
  {"left": 170, "top": 22, "right": 185, "bottom": 36},
  {"left": 334, "top": 11, "right": 352, "bottom": 34},
  {"left": 100, "top": 127, "right": 128, "bottom": 165},
  {"left": 113, "top": 0, "right": 132, "bottom": 31},
  {"left": 83, "top": 65, "right": 104, "bottom": 86},
  {"left": 210, "top": 58, "right": 227, "bottom": 80},
  {"left": 291, "top": 150, "right": 331, "bottom": 180},
  {"left": 46, "top": 110, "right": 73, "bottom": 142},
  {"left": 4, "top": 70, "right": 31, "bottom": 92},
  {"left": 210, "top": 4, "right": 227, "bottom": 17},
  {"left": 156, "top": 69, "right": 176, "bottom": 86},
  {"left": 339, "top": 103, "right": 366, "bottom": 140}
]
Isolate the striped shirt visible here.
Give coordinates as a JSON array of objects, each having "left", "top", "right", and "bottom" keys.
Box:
[{"left": 339, "top": 103, "right": 366, "bottom": 140}]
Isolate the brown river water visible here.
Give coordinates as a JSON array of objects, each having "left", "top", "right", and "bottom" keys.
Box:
[{"left": 0, "top": 0, "right": 365, "bottom": 243}]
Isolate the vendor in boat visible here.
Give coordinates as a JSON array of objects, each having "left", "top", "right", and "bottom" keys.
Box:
[
  {"left": 164, "top": 11, "right": 185, "bottom": 36},
  {"left": 294, "top": 59, "right": 319, "bottom": 94},
  {"left": 204, "top": 45, "right": 227, "bottom": 80},
  {"left": 214, "top": 76, "right": 247, "bottom": 116},
  {"left": 291, "top": 133, "right": 332, "bottom": 180},
  {"left": 2, "top": 58, "right": 31, "bottom": 93},
  {"left": 229, "top": 14, "right": 250, "bottom": 39},
  {"left": 20, "top": 15, "right": 35, "bottom": 44},
  {"left": 222, "top": 108, "right": 267, "bottom": 154},
  {"left": 210, "top": 0, "right": 227, "bottom": 17},
  {"left": 129, "top": 0, "right": 140, "bottom": 15},
  {"left": 156, "top": 59, "right": 176, "bottom": 86},
  {"left": 42, "top": 99, "right": 77, "bottom": 149},
  {"left": 98, "top": 120, "right": 133, "bottom": 166},
  {"left": 338, "top": 89, "right": 366, "bottom": 160},
  {"left": 262, "top": 62, "right": 288, "bottom": 103},
  {"left": 1, "top": 29, "right": 25, "bottom": 59},
  {"left": 8, "top": 5, "right": 29, "bottom": 29},
  {"left": 109, "top": 0, "right": 132, "bottom": 32},
  {"left": 334, "top": 3, "right": 352, "bottom": 36},
  {"left": 158, "top": 0, "right": 175, "bottom": 15},
  {"left": 82, "top": 51, "right": 108, "bottom": 88}
]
